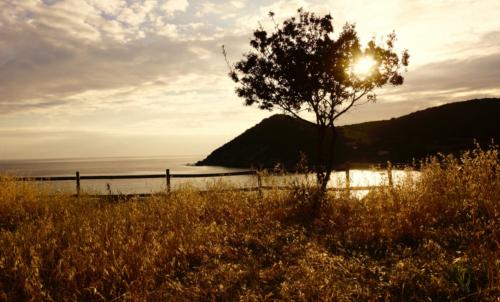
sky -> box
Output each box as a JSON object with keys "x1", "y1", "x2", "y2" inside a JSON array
[{"x1": 1, "y1": 0, "x2": 500, "y2": 159}]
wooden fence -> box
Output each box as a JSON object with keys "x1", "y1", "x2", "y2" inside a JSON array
[{"x1": 15, "y1": 163, "x2": 398, "y2": 196}]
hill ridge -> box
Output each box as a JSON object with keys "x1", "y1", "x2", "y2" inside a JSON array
[{"x1": 196, "y1": 98, "x2": 500, "y2": 168}]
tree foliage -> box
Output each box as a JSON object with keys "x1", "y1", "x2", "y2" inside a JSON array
[{"x1": 226, "y1": 9, "x2": 409, "y2": 190}]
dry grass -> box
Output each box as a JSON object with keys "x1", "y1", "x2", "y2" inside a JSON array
[{"x1": 0, "y1": 146, "x2": 499, "y2": 301}]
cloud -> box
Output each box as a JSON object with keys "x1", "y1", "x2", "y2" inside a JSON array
[
  {"x1": 0, "y1": 0, "x2": 257, "y2": 116},
  {"x1": 1, "y1": 0, "x2": 500, "y2": 159},
  {"x1": 0, "y1": 127, "x2": 230, "y2": 159},
  {"x1": 0, "y1": 36, "x2": 205, "y2": 112},
  {"x1": 404, "y1": 55, "x2": 500, "y2": 93},
  {"x1": 337, "y1": 39, "x2": 500, "y2": 125},
  {"x1": 1, "y1": 1, "x2": 499, "y2": 116},
  {"x1": 375, "y1": 30, "x2": 500, "y2": 103},
  {"x1": 162, "y1": 0, "x2": 189, "y2": 15},
  {"x1": 195, "y1": 0, "x2": 247, "y2": 17}
]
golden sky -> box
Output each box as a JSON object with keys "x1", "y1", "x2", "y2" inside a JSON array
[{"x1": 1, "y1": 0, "x2": 500, "y2": 159}]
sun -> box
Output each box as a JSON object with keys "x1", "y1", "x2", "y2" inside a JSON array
[{"x1": 352, "y1": 56, "x2": 376, "y2": 79}]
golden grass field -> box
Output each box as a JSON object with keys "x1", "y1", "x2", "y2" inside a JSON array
[{"x1": 0, "y1": 146, "x2": 499, "y2": 301}]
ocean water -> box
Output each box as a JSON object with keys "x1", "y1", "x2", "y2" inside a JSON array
[
  {"x1": 0, "y1": 156, "x2": 253, "y2": 194},
  {"x1": 0, "y1": 156, "x2": 417, "y2": 195},
  {"x1": 0, "y1": 155, "x2": 228, "y2": 177}
]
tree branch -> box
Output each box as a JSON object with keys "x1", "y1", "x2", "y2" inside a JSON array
[
  {"x1": 332, "y1": 88, "x2": 369, "y2": 122},
  {"x1": 279, "y1": 103, "x2": 308, "y2": 122}
]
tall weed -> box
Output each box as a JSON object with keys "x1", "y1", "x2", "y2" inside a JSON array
[{"x1": 0, "y1": 145, "x2": 498, "y2": 301}]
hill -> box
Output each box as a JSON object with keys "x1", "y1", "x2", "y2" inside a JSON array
[{"x1": 196, "y1": 98, "x2": 500, "y2": 168}]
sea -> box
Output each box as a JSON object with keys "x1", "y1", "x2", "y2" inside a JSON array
[{"x1": 0, "y1": 156, "x2": 415, "y2": 196}]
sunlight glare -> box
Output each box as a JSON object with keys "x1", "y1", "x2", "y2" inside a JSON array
[{"x1": 352, "y1": 56, "x2": 376, "y2": 79}]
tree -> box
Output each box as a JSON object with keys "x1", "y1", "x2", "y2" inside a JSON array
[{"x1": 225, "y1": 9, "x2": 409, "y2": 192}]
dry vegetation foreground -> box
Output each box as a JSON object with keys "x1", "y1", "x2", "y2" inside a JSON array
[{"x1": 0, "y1": 147, "x2": 499, "y2": 301}]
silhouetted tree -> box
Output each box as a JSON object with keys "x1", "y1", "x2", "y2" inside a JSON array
[{"x1": 225, "y1": 9, "x2": 409, "y2": 193}]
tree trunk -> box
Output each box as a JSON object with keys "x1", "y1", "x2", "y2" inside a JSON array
[
  {"x1": 315, "y1": 124, "x2": 337, "y2": 192},
  {"x1": 322, "y1": 125, "x2": 337, "y2": 191},
  {"x1": 312, "y1": 124, "x2": 337, "y2": 217},
  {"x1": 315, "y1": 125, "x2": 327, "y2": 189}
]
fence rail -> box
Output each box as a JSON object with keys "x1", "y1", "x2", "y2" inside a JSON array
[
  {"x1": 15, "y1": 170, "x2": 257, "y2": 181},
  {"x1": 15, "y1": 169, "x2": 260, "y2": 196},
  {"x1": 12, "y1": 164, "x2": 397, "y2": 196}
]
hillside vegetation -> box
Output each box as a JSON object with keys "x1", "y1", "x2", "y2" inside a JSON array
[
  {"x1": 0, "y1": 146, "x2": 499, "y2": 301},
  {"x1": 197, "y1": 98, "x2": 500, "y2": 168}
]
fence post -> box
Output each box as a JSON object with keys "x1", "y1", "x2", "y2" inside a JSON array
[
  {"x1": 257, "y1": 172, "x2": 262, "y2": 197},
  {"x1": 387, "y1": 162, "x2": 393, "y2": 187},
  {"x1": 345, "y1": 163, "x2": 350, "y2": 196},
  {"x1": 76, "y1": 171, "x2": 80, "y2": 196},
  {"x1": 166, "y1": 169, "x2": 171, "y2": 193}
]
